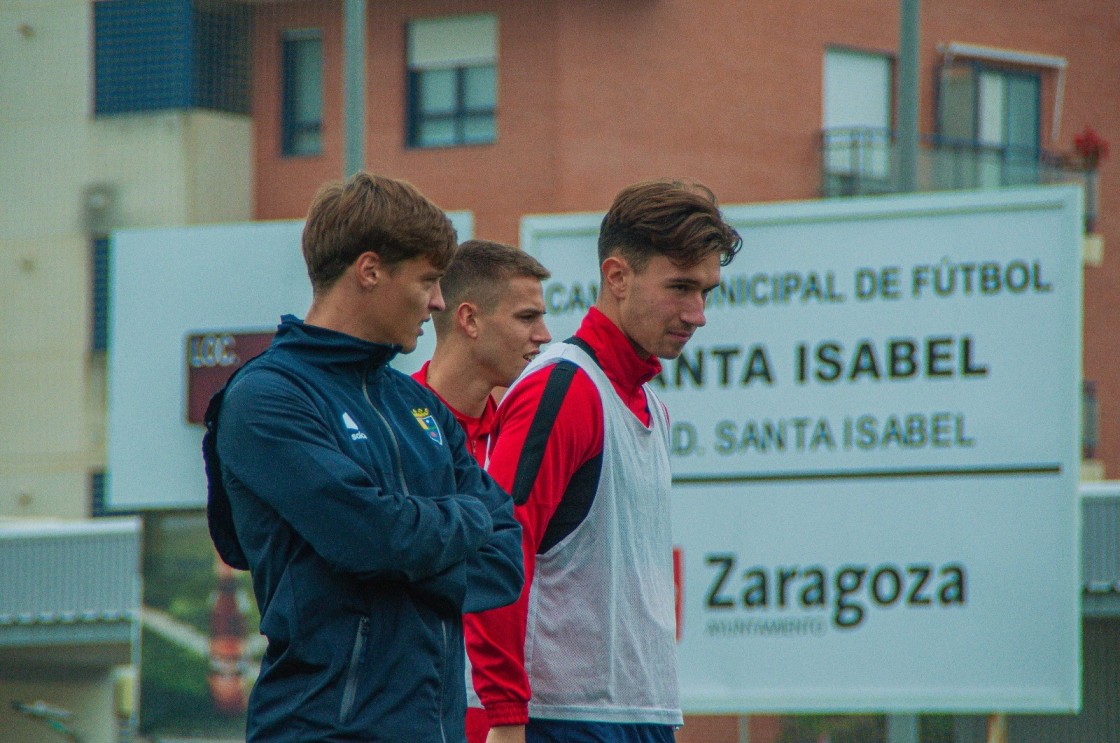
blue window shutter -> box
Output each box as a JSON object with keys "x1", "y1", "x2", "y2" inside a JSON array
[
  {"x1": 94, "y1": 0, "x2": 250, "y2": 116},
  {"x1": 91, "y1": 237, "x2": 111, "y2": 352},
  {"x1": 95, "y1": 0, "x2": 193, "y2": 114}
]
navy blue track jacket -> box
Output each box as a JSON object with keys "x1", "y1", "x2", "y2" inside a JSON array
[{"x1": 205, "y1": 315, "x2": 523, "y2": 742}]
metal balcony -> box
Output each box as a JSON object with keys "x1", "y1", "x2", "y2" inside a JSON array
[{"x1": 820, "y1": 127, "x2": 1098, "y2": 231}]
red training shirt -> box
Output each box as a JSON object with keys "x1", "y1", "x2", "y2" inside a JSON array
[
  {"x1": 412, "y1": 360, "x2": 496, "y2": 464},
  {"x1": 464, "y1": 306, "x2": 663, "y2": 727}
]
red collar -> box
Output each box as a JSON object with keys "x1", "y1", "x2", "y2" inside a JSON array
[
  {"x1": 412, "y1": 361, "x2": 496, "y2": 463},
  {"x1": 573, "y1": 307, "x2": 662, "y2": 396},
  {"x1": 412, "y1": 361, "x2": 496, "y2": 427}
]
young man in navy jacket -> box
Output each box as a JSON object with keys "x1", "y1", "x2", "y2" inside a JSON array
[{"x1": 204, "y1": 172, "x2": 523, "y2": 742}]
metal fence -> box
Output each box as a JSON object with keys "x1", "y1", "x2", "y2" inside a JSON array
[{"x1": 820, "y1": 127, "x2": 1097, "y2": 230}]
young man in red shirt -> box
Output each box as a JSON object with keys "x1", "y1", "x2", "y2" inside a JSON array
[
  {"x1": 412, "y1": 239, "x2": 552, "y2": 743},
  {"x1": 467, "y1": 180, "x2": 742, "y2": 743}
]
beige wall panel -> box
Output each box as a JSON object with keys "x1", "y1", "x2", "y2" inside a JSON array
[
  {"x1": 0, "y1": 471, "x2": 88, "y2": 518},
  {"x1": 0, "y1": 121, "x2": 92, "y2": 241},
  {"x1": 0, "y1": 674, "x2": 117, "y2": 743},
  {"x1": 91, "y1": 113, "x2": 194, "y2": 228},
  {"x1": 85, "y1": 357, "x2": 107, "y2": 462},
  {"x1": 0, "y1": 0, "x2": 91, "y2": 126},
  {"x1": 0, "y1": 355, "x2": 88, "y2": 459},
  {"x1": 186, "y1": 112, "x2": 253, "y2": 224},
  {"x1": 0, "y1": 236, "x2": 90, "y2": 356},
  {"x1": 0, "y1": 0, "x2": 92, "y2": 243}
]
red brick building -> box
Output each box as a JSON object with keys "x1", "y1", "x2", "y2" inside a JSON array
[
  {"x1": 3, "y1": 2, "x2": 1111, "y2": 740},
  {"x1": 251, "y1": 0, "x2": 1119, "y2": 486},
  {"x1": 246, "y1": 3, "x2": 1118, "y2": 741}
]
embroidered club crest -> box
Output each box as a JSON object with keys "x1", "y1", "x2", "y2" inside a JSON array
[{"x1": 412, "y1": 407, "x2": 443, "y2": 446}]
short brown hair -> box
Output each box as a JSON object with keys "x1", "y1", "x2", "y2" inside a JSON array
[
  {"x1": 597, "y1": 179, "x2": 742, "y2": 271},
  {"x1": 301, "y1": 171, "x2": 457, "y2": 291},
  {"x1": 433, "y1": 240, "x2": 551, "y2": 332}
]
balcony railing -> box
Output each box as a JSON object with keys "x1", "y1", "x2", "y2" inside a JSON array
[{"x1": 821, "y1": 127, "x2": 1098, "y2": 231}]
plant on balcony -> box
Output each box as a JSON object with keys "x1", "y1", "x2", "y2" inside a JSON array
[{"x1": 1074, "y1": 125, "x2": 1109, "y2": 170}]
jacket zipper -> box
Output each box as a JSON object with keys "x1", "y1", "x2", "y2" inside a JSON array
[
  {"x1": 362, "y1": 367, "x2": 412, "y2": 497},
  {"x1": 438, "y1": 620, "x2": 449, "y2": 743},
  {"x1": 363, "y1": 366, "x2": 447, "y2": 739},
  {"x1": 339, "y1": 616, "x2": 370, "y2": 723}
]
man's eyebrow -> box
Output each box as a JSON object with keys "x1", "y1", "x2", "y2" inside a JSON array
[{"x1": 668, "y1": 276, "x2": 707, "y2": 287}]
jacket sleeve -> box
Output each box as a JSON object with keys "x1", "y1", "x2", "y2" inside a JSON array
[
  {"x1": 218, "y1": 368, "x2": 493, "y2": 583},
  {"x1": 439, "y1": 403, "x2": 524, "y2": 614},
  {"x1": 464, "y1": 366, "x2": 603, "y2": 727},
  {"x1": 406, "y1": 399, "x2": 523, "y2": 614}
]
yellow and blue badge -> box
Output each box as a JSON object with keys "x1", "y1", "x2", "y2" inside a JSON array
[{"x1": 412, "y1": 407, "x2": 443, "y2": 446}]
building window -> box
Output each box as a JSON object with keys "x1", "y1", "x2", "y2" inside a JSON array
[
  {"x1": 937, "y1": 62, "x2": 1040, "y2": 187},
  {"x1": 94, "y1": 0, "x2": 250, "y2": 116},
  {"x1": 281, "y1": 30, "x2": 323, "y2": 157},
  {"x1": 406, "y1": 14, "x2": 497, "y2": 148},
  {"x1": 91, "y1": 237, "x2": 111, "y2": 352},
  {"x1": 821, "y1": 48, "x2": 893, "y2": 194}
]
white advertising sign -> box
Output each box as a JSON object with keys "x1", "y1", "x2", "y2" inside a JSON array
[
  {"x1": 521, "y1": 187, "x2": 1082, "y2": 713},
  {"x1": 107, "y1": 214, "x2": 472, "y2": 510}
]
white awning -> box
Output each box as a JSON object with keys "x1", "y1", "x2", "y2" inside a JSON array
[{"x1": 938, "y1": 42, "x2": 1068, "y2": 141}]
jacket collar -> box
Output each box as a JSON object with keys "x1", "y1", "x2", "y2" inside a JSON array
[{"x1": 272, "y1": 314, "x2": 400, "y2": 369}]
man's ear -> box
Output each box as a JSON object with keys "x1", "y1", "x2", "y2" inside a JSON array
[
  {"x1": 354, "y1": 251, "x2": 383, "y2": 290},
  {"x1": 601, "y1": 255, "x2": 631, "y2": 299},
  {"x1": 456, "y1": 301, "x2": 480, "y2": 339}
]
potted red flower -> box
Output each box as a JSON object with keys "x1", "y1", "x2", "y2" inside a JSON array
[{"x1": 1074, "y1": 125, "x2": 1109, "y2": 170}]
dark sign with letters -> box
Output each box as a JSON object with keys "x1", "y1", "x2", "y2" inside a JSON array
[{"x1": 185, "y1": 332, "x2": 273, "y2": 423}]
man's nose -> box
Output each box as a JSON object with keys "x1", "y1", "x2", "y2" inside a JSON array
[
  {"x1": 429, "y1": 282, "x2": 446, "y2": 312},
  {"x1": 682, "y1": 294, "x2": 706, "y2": 327},
  {"x1": 534, "y1": 319, "x2": 552, "y2": 344}
]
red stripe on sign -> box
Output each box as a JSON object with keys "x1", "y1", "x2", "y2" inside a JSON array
[{"x1": 673, "y1": 546, "x2": 683, "y2": 642}]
